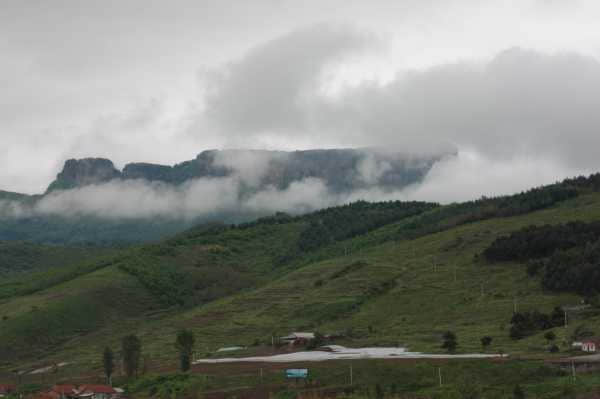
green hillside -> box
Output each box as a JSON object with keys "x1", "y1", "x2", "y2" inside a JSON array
[
  {"x1": 2, "y1": 174, "x2": 600, "y2": 397},
  {"x1": 0, "y1": 241, "x2": 114, "y2": 278}
]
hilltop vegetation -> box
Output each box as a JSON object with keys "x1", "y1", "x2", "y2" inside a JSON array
[
  {"x1": 0, "y1": 241, "x2": 113, "y2": 277},
  {"x1": 3, "y1": 173, "x2": 600, "y2": 383}
]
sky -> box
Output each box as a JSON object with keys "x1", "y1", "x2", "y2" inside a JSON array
[{"x1": 3, "y1": 0, "x2": 600, "y2": 204}]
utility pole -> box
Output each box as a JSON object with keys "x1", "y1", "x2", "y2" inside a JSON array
[{"x1": 438, "y1": 367, "x2": 442, "y2": 387}]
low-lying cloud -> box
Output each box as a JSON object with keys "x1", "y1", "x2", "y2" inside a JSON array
[
  {"x1": 0, "y1": 148, "x2": 447, "y2": 221},
  {"x1": 2, "y1": 147, "x2": 587, "y2": 222},
  {"x1": 0, "y1": 176, "x2": 353, "y2": 221}
]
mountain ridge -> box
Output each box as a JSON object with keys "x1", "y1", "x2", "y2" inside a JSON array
[
  {"x1": 44, "y1": 148, "x2": 451, "y2": 194},
  {"x1": 0, "y1": 148, "x2": 452, "y2": 244}
]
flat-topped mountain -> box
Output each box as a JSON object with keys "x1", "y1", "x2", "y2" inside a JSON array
[
  {"x1": 45, "y1": 148, "x2": 450, "y2": 194},
  {"x1": 0, "y1": 148, "x2": 452, "y2": 244}
]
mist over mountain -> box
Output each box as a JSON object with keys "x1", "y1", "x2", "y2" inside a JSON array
[{"x1": 0, "y1": 148, "x2": 452, "y2": 244}]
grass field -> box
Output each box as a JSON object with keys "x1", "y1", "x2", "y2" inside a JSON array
[{"x1": 2, "y1": 357, "x2": 597, "y2": 399}]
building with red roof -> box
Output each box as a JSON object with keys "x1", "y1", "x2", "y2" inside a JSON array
[
  {"x1": 0, "y1": 385, "x2": 16, "y2": 398},
  {"x1": 582, "y1": 339, "x2": 600, "y2": 353}
]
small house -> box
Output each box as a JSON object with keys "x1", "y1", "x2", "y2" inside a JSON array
[
  {"x1": 581, "y1": 339, "x2": 600, "y2": 352},
  {"x1": 0, "y1": 385, "x2": 16, "y2": 398},
  {"x1": 280, "y1": 332, "x2": 315, "y2": 346},
  {"x1": 75, "y1": 385, "x2": 116, "y2": 399}
]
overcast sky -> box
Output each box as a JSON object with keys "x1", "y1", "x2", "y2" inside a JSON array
[{"x1": 3, "y1": 0, "x2": 600, "y2": 199}]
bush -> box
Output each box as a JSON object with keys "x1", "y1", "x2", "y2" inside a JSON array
[
  {"x1": 481, "y1": 336, "x2": 493, "y2": 350},
  {"x1": 441, "y1": 331, "x2": 458, "y2": 353}
]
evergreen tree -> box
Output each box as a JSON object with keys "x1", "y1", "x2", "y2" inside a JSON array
[
  {"x1": 175, "y1": 329, "x2": 195, "y2": 372},
  {"x1": 122, "y1": 334, "x2": 142, "y2": 378},
  {"x1": 441, "y1": 331, "x2": 458, "y2": 353},
  {"x1": 102, "y1": 347, "x2": 114, "y2": 385},
  {"x1": 544, "y1": 331, "x2": 556, "y2": 344},
  {"x1": 480, "y1": 336, "x2": 493, "y2": 351}
]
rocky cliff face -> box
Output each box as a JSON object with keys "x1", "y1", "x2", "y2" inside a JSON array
[
  {"x1": 46, "y1": 149, "x2": 449, "y2": 194},
  {"x1": 45, "y1": 158, "x2": 121, "y2": 192}
]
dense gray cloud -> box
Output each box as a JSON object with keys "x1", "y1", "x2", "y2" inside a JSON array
[
  {"x1": 3, "y1": 0, "x2": 600, "y2": 204},
  {"x1": 205, "y1": 40, "x2": 600, "y2": 171},
  {"x1": 331, "y1": 48, "x2": 600, "y2": 169},
  {"x1": 203, "y1": 24, "x2": 378, "y2": 138}
]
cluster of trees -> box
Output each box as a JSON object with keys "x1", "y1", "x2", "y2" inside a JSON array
[
  {"x1": 483, "y1": 221, "x2": 600, "y2": 262},
  {"x1": 484, "y1": 222, "x2": 600, "y2": 295},
  {"x1": 541, "y1": 241, "x2": 600, "y2": 295},
  {"x1": 562, "y1": 172, "x2": 600, "y2": 191},
  {"x1": 509, "y1": 308, "x2": 563, "y2": 340},
  {"x1": 102, "y1": 329, "x2": 196, "y2": 383},
  {"x1": 297, "y1": 201, "x2": 437, "y2": 252}
]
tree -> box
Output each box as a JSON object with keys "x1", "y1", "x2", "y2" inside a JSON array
[
  {"x1": 102, "y1": 347, "x2": 114, "y2": 385},
  {"x1": 122, "y1": 335, "x2": 142, "y2": 378},
  {"x1": 544, "y1": 331, "x2": 556, "y2": 344},
  {"x1": 175, "y1": 329, "x2": 195, "y2": 372},
  {"x1": 480, "y1": 336, "x2": 493, "y2": 351},
  {"x1": 441, "y1": 331, "x2": 458, "y2": 353}
]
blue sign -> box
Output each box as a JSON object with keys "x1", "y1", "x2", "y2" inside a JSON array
[{"x1": 285, "y1": 369, "x2": 308, "y2": 379}]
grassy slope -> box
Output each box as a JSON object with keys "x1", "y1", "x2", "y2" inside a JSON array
[
  {"x1": 142, "y1": 193, "x2": 600, "y2": 357},
  {"x1": 3, "y1": 193, "x2": 600, "y2": 374}
]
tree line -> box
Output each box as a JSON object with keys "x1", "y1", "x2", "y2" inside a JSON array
[
  {"x1": 297, "y1": 201, "x2": 437, "y2": 253},
  {"x1": 483, "y1": 221, "x2": 600, "y2": 262},
  {"x1": 484, "y1": 221, "x2": 600, "y2": 295}
]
